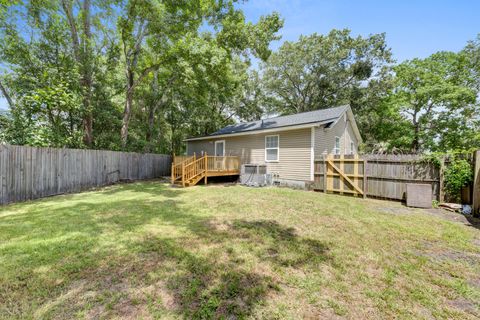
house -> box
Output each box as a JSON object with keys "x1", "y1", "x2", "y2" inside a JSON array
[{"x1": 184, "y1": 105, "x2": 362, "y2": 187}]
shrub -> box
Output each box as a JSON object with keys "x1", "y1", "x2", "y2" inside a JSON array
[{"x1": 444, "y1": 157, "x2": 473, "y2": 202}]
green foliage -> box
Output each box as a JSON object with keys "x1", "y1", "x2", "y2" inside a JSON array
[
  {"x1": 261, "y1": 29, "x2": 393, "y2": 114},
  {"x1": 0, "y1": 0, "x2": 282, "y2": 153},
  {"x1": 389, "y1": 52, "x2": 479, "y2": 153},
  {"x1": 259, "y1": 29, "x2": 399, "y2": 150},
  {"x1": 444, "y1": 156, "x2": 473, "y2": 202},
  {"x1": 0, "y1": 1, "x2": 479, "y2": 155}
]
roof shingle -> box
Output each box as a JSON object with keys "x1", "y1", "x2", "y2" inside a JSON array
[{"x1": 209, "y1": 105, "x2": 348, "y2": 136}]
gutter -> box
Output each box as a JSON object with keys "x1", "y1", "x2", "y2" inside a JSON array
[{"x1": 184, "y1": 120, "x2": 334, "y2": 142}]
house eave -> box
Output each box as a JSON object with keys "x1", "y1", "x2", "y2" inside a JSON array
[{"x1": 184, "y1": 121, "x2": 329, "y2": 142}]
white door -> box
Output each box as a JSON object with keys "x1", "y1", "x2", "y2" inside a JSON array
[
  {"x1": 214, "y1": 140, "x2": 225, "y2": 170},
  {"x1": 214, "y1": 140, "x2": 225, "y2": 156}
]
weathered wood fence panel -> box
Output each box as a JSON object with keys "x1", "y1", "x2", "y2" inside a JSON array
[
  {"x1": 0, "y1": 144, "x2": 171, "y2": 205},
  {"x1": 363, "y1": 154, "x2": 440, "y2": 201},
  {"x1": 314, "y1": 154, "x2": 441, "y2": 201}
]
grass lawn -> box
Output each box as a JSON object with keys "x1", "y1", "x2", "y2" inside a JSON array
[{"x1": 1, "y1": 182, "x2": 479, "y2": 319}]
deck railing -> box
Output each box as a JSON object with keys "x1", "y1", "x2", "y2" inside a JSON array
[
  {"x1": 171, "y1": 154, "x2": 240, "y2": 186},
  {"x1": 206, "y1": 156, "x2": 240, "y2": 172},
  {"x1": 173, "y1": 155, "x2": 193, "y2": 165},
  {"x1": 171, "y1": 155, "x2": 195, "y2": 182},
  {"x1": 183, "y1": 157, "x2": 206, "y2": 186}
]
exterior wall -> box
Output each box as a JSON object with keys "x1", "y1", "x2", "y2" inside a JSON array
[
  {"x1": 186, "y1": 128, "x2": 312, "y2": 181},
  {"x1": 314, "y1": 113, "x2": 359, "y2": 157}
]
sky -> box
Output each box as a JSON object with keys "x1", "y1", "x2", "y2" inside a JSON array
[
  {"x1": 1, "y1": 0, "x2": 479, "y2": 110},
  {"x1": 239, "y1": 0, "x2": 480, "y2": 61}
]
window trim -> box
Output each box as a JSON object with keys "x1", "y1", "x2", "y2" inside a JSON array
[
  {"x1": 350, "y1": 141, "x2": 355, "y2": 155},
  {"x1": 334, "y1": 136, "x2": 341, "y2": 155},
  {"x1": 214, "y1": 140, "x2": 225, "y2": 156},
  {"x1": 265, "y1": 134, "x2": 279, "y2": 162}
]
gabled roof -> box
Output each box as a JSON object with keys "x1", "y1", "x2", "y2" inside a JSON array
[{"x1": 185, "y1": 105, "x2": 362, "y2": 142}]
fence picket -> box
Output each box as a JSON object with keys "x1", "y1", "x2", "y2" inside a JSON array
[{"x1": 0, "y1": 144, "x2": 171, "y2": 205}]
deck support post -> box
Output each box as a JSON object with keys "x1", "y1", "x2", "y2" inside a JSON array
[
  {"x1": 181, "y1": 161, "x2": 185, "y2": 188},
  {"x1": 204, "y1": 152, "x2": 208, "y2": 185}
]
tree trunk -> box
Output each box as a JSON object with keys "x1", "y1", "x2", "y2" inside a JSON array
[
  {"x1": 145, "y1": 106, "x2": 155, "y2": 152},
  {"x1": 81, "y1": 0, "x2": 93, "y2": 146},
  {"x1": 62, "y1": 0, "x2": 93, "y2": 146},
  {"x1": 411, "y1": 111, "x2": 420, "y2": 153},
  {"x1": 121, "y1": 70, "x2": 135, "y2": 148}
]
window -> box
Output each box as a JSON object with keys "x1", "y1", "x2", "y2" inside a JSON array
[
  {"x1": 265, "y1": 135, "x2": 279, "y2": 162},
  {"x1": 214, "y1": 140, "x2": 225, "y2": 156},
  {"x1": 334, "y1": 136, "x2": 340, "y2": 154},
  {"x1": 350, "y1": 141, "x2": 355, "y2": 154}
]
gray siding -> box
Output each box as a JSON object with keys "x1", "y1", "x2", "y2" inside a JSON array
[
  {"x1": 187, "y1": 128, "x2": 312, "y2": 181},
  {"x1": 314, "y1": 113, "x2": 358, "y2": 157}
]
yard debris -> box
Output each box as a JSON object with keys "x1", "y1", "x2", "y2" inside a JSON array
[
  {"x1": 462, "y1": 204, "x2": 472, "y2": 215},
  {"x1": 439, "y1": 203, "x2": 462, "y2": 212}
]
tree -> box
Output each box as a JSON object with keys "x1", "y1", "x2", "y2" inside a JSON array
[
  {"x1": 260, "y1": 29, "x2": 393, "y2": 114},
  {"x1": 390, "y1": 52, "x2": 477, "y2": 153},
  {"x1": 0, "y1": 1, "x2": 282, "y2": 153},
  {"x1": 258, "y1": 29, "x2": 396, "y2": 150},
  {"x1": 117, "y1": 0, "x2": 282, "y2": 148}
]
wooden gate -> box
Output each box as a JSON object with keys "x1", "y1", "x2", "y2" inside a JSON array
[{"x1": 314, "y1": 154, "x2": 366, "y2": 198}]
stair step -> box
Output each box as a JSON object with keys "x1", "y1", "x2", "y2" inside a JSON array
[{"x1": 172, "y1": 173, "x2": 205, "y2": 187}]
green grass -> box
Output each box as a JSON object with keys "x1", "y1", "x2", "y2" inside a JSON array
[{"x1": 0, "y1": 182, "x2": 479, "y2": 319}]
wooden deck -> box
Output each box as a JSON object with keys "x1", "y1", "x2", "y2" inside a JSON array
[{"x1": 171, "y1": 154, "x2": 240, "y2": 187}]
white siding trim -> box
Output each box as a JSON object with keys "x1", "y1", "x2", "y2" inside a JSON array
[
  {"x1": 265, "y1": 135, "x2": 279, "y2": 162},
  {"x1": 310, "y1": 127, "x2": 314, "y2": 181},
  {"x1": 334, "y1": 136, "x2": 341, "y2": 154}
]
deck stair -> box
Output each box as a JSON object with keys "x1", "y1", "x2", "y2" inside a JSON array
[{"x1": 171, "y1": 153, "x2": 240, "y2": 187}]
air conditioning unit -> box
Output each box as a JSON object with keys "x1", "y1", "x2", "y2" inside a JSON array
[{"x1": 240, "y1": 164, "x2": 272, "y2": 187}]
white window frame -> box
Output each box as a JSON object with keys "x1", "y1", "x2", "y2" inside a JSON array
[
  {"x1": 334, "y1": 136, "x2": 341, "y2": 155},
  {"x1": 214, "y1": 140, "x2": 225, "y2": 156},
  {"x1": 265, "y1": 135, "x2": 279, "y2": 162},
  {"x1": 350, "y1": 141, "x2": 355, "y2": 155}
]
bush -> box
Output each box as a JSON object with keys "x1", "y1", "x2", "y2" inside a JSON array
[{"x1": 444, "y1": 157, "x2": 473, "y2": 202}]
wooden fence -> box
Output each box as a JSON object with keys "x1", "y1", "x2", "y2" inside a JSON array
[
  {"x1": 314, "y1": 154, "x2": 441, "y2": 201},
  {"x1": 0, "y1": 144, "x2": 171, "y2": 205},
  {"x1": 474, "y1": 150, "x2": 480, "y2": 214}
]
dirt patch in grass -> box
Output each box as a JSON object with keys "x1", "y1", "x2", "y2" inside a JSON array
[
  {"x1": 418, "y1": 241, "x2": 480, "y2": 267},
  {"x1": 448, "y1": 298, "x2": 479, "y2": 316}
]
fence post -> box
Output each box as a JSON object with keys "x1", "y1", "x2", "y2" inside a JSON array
[
  {"x1": 323, "y1": 155, "x2": 327, "y2": 193},
  {"x1": 363, "y1": 158, "x2": 367, "y2": 199},
  {"x1": 473, "y1": 150, "x2": 480, "y2": 216},
  {"x1": 439, "y1": 156, "x2": 445, "y2": 203}
]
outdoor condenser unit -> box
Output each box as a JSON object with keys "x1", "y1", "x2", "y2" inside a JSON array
[{"x1": 240, "y1": 164, "x2": 272, "y2": 187}]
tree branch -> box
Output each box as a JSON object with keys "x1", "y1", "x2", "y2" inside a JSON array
[
  {"x1": 61, "y1": 0, "x2": 81, "y2": 62},
  {"x1": 0, "y1": 78, "x2": 14, "y2": 108}
]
